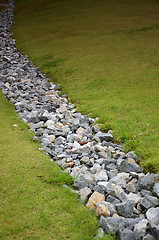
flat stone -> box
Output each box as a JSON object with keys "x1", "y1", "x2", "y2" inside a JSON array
[
  {"x1": 140, "y1": 196, "x2": 159, "y2": 209},
  {"x1": 86, "y1": 192, "x2": 105, "y2": 209},
  {"x1": 95, "y1": 132, "x2": 113, "y2": 142}
]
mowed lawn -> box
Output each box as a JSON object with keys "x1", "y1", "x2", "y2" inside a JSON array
[
  {"x1": 12, "y1": 0, "x2": 159, "y2": 172},
  {"x1": 1, "y1": 90, "x2": 115, "y2": 239}
]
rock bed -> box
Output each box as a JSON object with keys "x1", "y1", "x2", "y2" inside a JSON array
[{"x1": 0, "y1": 1, "x2": 159, "y2": 239}]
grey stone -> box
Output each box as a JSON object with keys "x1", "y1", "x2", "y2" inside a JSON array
[
  {"x1": 73, "y1": 180, "x2": 88, "y2": 190},
  {"x1": 99, "y1": 201, "x2": 116, "y2": 215},
  {"x1": 140, "y1": 189, "x2": 153, "y2": 197},
  {"x1": 79, "y1": 187, "x2": 92, "y2": 204},
  {"x1": 95, "y1": 170, "x2": 108, "y2": 182},
  {"x1": 115, "y1": 200, "x2": 134, "y2": 217},
  {"x1": 99, "y1": 216, "x2": 125, "y2": 234},
  {"x1": 139, "y1": 173, "x2": 155, "y2": 190},
  {"x1": 95, "y1": 132, "x2": 113, "y2": 142},
  {"x1": 117, "y1": 228, "x2": 138, "y2": 240},
  {"x1": 109, "y1": 176, "x2": 126, "y2": 189},
  {"x1": 134, "y1": 219, "x2": 148, "y2": 238},
  {"x1": 111, "y1": 185, "x2": 128, "y2": 202},
  {"x1": 147, "y1": 222, "x2": 159, "y2": 240},
  {"x1": 146, "y1": 207, "x2": 159, "y2": 225},
  {"x1": 140, "y1": 196, "x2": 159, "y2": 209},
  {"x1": 153, "y1": 182, "x2": 159, "y2": 197},
  {"x1": 106, "y1": 195, "x2": 121, "y2": 204},
  {"x1": 126, "y1": 151, "x2": 139, "y2": 161}
]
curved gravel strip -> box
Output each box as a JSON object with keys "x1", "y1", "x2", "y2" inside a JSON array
[{"x1": 0, "y1": 1, "x2": 159, "y2": 239}]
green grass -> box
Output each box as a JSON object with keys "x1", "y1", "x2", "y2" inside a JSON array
[
  {"x1": 12, "y1": 0, "x2": 159, "y2": 172},
  {"x1": 0, "y1": 90, "x2": 116, "y2": 240}
]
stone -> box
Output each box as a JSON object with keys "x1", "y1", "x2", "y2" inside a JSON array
[
  {"x1": 95, "y1": 170, "x2": 108, "y2": 182},
  {"x1": 115, "y1": 200, "x2": 134, "y2": 217},
  {"x1": 79, "y1": 187, "x2": 92, "y2": 204},
  {"x1": 117, "y1": 228, "x2": 138, "y2": 240},
  {"x1": 94, "y1": 228, "x2": 104, "y2": 240},
  {"x1": 119, "y1": 160, "x2": 142, "y2": 173},
  {"x1": 76, "y1": 127, "x2": 86, "y2": 136},
  {"x1": 127, "y1": 192, "x2": 142, "y2": 205},
  {"x1": 45, "y1": 120, "x2": 54, "y2": 129},
  {"x1": 126, "y1": 151, "x2": 139, "y2": 161},
  {"x1": 80, "y1": 156, "x2": 89, "y2": 164},
  {"x1": 86, "y1": 192, "x2": 105, "y2": 209},
  {"x1": 153, "y1": 182, "x2": 159, "y2": 197},
  {"x1": 96, "y1": 204, "x2": 110, "y2": 217},
  {"x1": 95, "y1": 132, "x2": 113, "y2": 142},
  {"x1": 139, "y1": 173, "x2": 155, "y2": 190},
  {"x1": 147, "y1": 222, "x2": 159, "y2": 240},
  {"x1": 49, "y1": 134, "x2": 55, "y2": 143},
  {"x1": 59, "y1": 104, "x2": 67, "y2": 113},
  {"x1": 146, "y1": 207, "x2": 159, "y2": 225},
  {"x1": 55, "y1": 122, "x2": 63, "y2": 129},
  {"x1": 109, "y1": 176, "x2": 126, "y2": 189},
  {"x1": 73, "y1": 180, "x2": 88, "y2": 190},
  {"x1": 99, "y1": 216, "x2": 125, "y2": 234},
  {"x1": 126, "y1": 179, "x2": 140, "y2": 193},
  {"x1": 111, "y1": 185, "x2": 128, "y2": 202},
  {"x1": 140, "y1": 196, "x2": 159, "y2": 209},
  {"x1": 99, "y1": 201, "x2": 116, "y2": 215},
  {"x1": 134, "y1": 219, "x2": 148, "y2": 238}
]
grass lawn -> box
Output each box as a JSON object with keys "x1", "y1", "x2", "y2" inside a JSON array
[
  {"x1": 12, "y1": 0, "x2": 159, "y2": 173},
  {"x1": 0, "y1": 90, "x2": 115, "y2": 240}
]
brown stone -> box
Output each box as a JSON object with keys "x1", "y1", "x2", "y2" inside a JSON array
[
  {"x1": 96, "y1": 204, "x2": 110, "y2": 217},
  {"x1": 86, "y1": 192, "x2": 105, "y2": 209}
]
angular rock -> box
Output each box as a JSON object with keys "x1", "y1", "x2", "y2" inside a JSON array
[
  {"x1": 134, "y1": 219, "x2": 148, "y2": 238},
  {"x1": 115, "y1": 200, "x2": 134, "y2": 217},
  {"x1": 139, "y1": 173, "x2": 155, "y2": 190},
  {"x1": 96, "y1": 204, "x2": 110, "y2": 217},
  {"x1": 79, "y1": 187, "x2": 92, "y2": 204},
  {"x1": 99, "y1": 216, "x2": 125, "y2": 234},
  {"x1": 86, "y1": 192, "x2": 105, "y2": 209}
]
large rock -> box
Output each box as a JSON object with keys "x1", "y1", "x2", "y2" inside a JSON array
[
  {"x1": 134, "y1": 219, "x2": 148, "y2": 238},
  {"x1": 86, "y1": 192, "x2": 105, "y2": 209},
  {"x1": 140, "y1": 196, "x2": 159, "y2": 209},
  {"x1": 147, "y1": 222, "x2": 159, "y2": 240},
  {"x1": 115, "y1": 200, "x2": 134, "y2": 217},
  {"x1": 146, "y1": 207, "x2": 159, "y2": 225},
  {"x1": 117, "y1": 228, "x2": 138, "y2": 240},
  {"x1": 99, "y1": 216, "x2": 125, "y2": 234},
  {"x1": 95, "y1": 170, "x2": 108, "y2": 182},
  {"x1": 139, "y1": 173, "x2": 155, "y2": 190}
]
